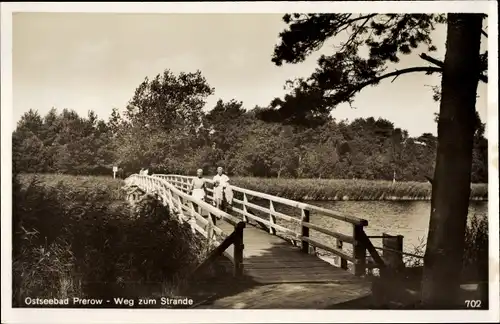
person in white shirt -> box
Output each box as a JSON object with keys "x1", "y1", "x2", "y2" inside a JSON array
[
  {"x1": 213, "y1": 166, "x2": 232, "y2": 210},
  {"x1": 190, "y1": 168, "x2": 215, "y2": 224},
  {"x1": 190, "y1": 169, "x2": 207, "y2": 201}
]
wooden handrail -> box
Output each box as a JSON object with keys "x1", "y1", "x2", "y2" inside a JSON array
[
  {"x1": 125, "y1": 174, "x2": 247, "y2": 277},
  {"x1": 128, "y1": 174, "x2": 240, "y2": 226},
  {"x1": 373, "y1": 246, "x2": 424, "y2": 259},
  {"x1": 128, "y1": 174, "x2": 416, "y2": 278},
  {"x1": 155, "y1": 175, "x2": 358, "y2": 246},
  {"x1": 153, "y1": 174, "x2": 373, "y2": 275},
  {"x1": 154, "y1": 174, "x2": 368, "y2": 226},
  {"x1": 358, "y1": 230, "x2": 386, "y2": 270},
  {"x1": 301, "y1": 221, "x2": 356, "y2": 245},
  {"x1": 150, "y1": 174, "x2": 415, "y2": 277},
  {"x1": 368, "y1": 234, "x2": 424, "y2": 259}
]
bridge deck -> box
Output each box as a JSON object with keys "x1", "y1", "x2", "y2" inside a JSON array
[
  {"x1": 217, "y1": 220, "x2": 367, "y2": 285},
  {"x1": 127, "y1": 174, "x2": 373, "y2": 308},
  {"x1": 210, "y1": 219, "x2": 372, "y2": 308}
]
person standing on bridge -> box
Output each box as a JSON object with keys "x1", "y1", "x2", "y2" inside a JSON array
[
  {"x1": 213, "y1": 166, "x2": 232, "y2": 212},
  {"x1": 190, "y1": 168, "x2": 208, "y2": 202},
  {"x1": 190, "y1": 169, "x2": 215, "y2": 224}
]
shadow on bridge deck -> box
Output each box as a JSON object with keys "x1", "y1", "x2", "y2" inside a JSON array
[{"x1": 184, "y1": 219, "x2": 372, "y2": 309}]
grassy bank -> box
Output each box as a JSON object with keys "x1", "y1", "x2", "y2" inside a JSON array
[
  {"x1": 370, "y1": 214, "x2": 489, "y2": 308},
  {"x1": 229, "y1": 177, "x2": 488, "y2": 201},
  {"x1": 402, "y1": 214, "x2": 488, "y2": 280},
  {"x1": 12, "y1": 173, "x2": 207, "y2": 307}
]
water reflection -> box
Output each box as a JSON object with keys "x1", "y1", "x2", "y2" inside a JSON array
[{"x1": 309, "y1": 200, "x2": 488, "y2": 252}]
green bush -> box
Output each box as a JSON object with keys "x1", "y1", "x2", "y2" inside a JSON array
[{"x1": 12, "y1": 174, "x2": 205, "y2": 306}]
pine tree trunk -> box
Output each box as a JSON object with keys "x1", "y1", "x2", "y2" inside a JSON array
[{"x1": 421, "y1": 13, "x2": 483, "y2": 307}]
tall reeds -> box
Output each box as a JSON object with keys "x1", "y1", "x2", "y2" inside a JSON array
[
  {"x1": 12, "y1": 174, "x2": 206, "y2": 306},
  {"x1": 404, "y1": 215, "x2": 489, "y2": 283},
  {"x1": 229, "y1": 177, "x2": 488, "y2": 201}
]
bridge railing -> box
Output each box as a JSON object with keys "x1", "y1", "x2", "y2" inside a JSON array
[
  {"x1": 366, "y1": 234, "x2": 424, "y2": 270},
  {"x1": 124, "y1": 174, "x2": 245, "y2": 276},
  {"x1": 153, "y1": 174, "x2": 385, "y2": 276}
]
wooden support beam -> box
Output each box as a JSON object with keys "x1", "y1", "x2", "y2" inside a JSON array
[
  {"x1": 189, "y1": 221, "x2": 246, "y2": 278},
  {"x1": 352, "y1": 225, "x2": 367, "y2": 276},
  {"x1": 301, "y1": 209, "x2": 310, "y2": 254}
]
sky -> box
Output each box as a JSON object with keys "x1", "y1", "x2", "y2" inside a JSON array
[{"x1": 13, "y1": 12, "x2": 489, "y2": 137}]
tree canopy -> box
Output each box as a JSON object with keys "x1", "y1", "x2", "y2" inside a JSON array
[
  {"x1": 267, "y1": 12, "x2": 490, "y2": 307},
  {"x1": 262, "y1": 14, "x2": 488, "y2": 126},
  {"x1": 12, "y1": 67, "x2": 488, "y2": 183},
  {"x1": 11, "y1": 15, "x2": 489, "y2": 184}
]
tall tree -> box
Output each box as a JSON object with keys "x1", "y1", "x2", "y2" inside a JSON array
[
  {"x1": 114, "y1": 69, "x2": 215, "y2": 173},
  {"x1": 204, "y1": 99, "x2": 247, "y2": 153},
  {"x1": 266, "y1": 14, "x2": 487, "y2": 126},
  {"x1": 269, "y1": 13, "x2": 488, "y2": 306},
  {"x1": 421, "y1": 13, "x2": 484, "y2": 307},
  {"x1": 126, "y1": 69, "x2": 214, "y2": 133}
]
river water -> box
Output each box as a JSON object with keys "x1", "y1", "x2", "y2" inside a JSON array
[{"x1": 306, "y1": 200, "x2": 488, "y2": 253}]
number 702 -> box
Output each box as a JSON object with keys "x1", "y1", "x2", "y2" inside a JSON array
[{"x1": 465, "y1": 300, "x2": 482, "y2": 308}]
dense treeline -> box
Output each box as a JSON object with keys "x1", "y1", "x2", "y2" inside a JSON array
[{"x1": 12, "y1": 69, "x2": 488, "y2": 183}]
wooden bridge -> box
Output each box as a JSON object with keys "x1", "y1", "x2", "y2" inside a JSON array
[{"x1": 124, "y1": 174, "x2": 415, "y2": 308}]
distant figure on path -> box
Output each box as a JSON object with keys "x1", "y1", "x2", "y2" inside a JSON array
[
  {"x1": 144, "y1": 168, "x2": 149, "y2": 176},
  {"x1": 213, "y1": 166, "x2": 232, "y2": 212},
  {"x1": 139, "y1": 168, "x2": 145, "y2": 175}
]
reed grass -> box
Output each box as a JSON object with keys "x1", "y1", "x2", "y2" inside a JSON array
[
  {"x1": 403, "y1": 214, "x2": 488, "y2": 282},
  {"x1": 12, "y1": 173, "x2": 206, "y2": 306},
  {"x1": 229, "y1": 177, "x2": 488, "y2": 201}
]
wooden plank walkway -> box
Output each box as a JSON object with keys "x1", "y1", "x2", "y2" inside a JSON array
[
  {"x1": 216, "y1": 220, "x2": 367, "y2": 284},
  {"x1": 128, "y1": 174, "x2": 374, "y2": 308},
  {"x1": 212, "y1": 219, "x2": 372, "y2": 307}
]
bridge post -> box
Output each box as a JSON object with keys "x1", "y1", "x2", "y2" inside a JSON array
[
  {"x1": 382, "y1": 233, "x2": 404, "y2": 271},
  {"x1": 206, "y1": 221, "x2": 214, "y2": 255},
  {"x1": 242, "y1": 193, "x2": 248, "y2": 223},
  {"x1": 177, "y1": 196, "x2": 185, "y2": 224},
  {"x1": 300, "y1": 209, "x2": 310, "y2": 254},
  {"x1": 233, "y1": 222, "x2": 245, "y2": 277},
  {"x1": 188, "y1": 202, "x2": 196, "y2": 234},
  {"x1": 167, "y1": 188, "x2": 174, "y2": 209},
  {"x1": 336, "y1": 239, "x2": 348, "y2": 269},
  {"x1": 353, "y1": 224, "x2": 367, "y2": 276},
  {"x1": 269, "y1": 201, "x2": 277, "y2": 235},
  {"x1": 209, "y1": 211, "x2": 218, "y2": 227}
]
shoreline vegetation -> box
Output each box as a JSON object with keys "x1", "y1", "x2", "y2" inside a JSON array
[
  {"x1": 13, "y1": 173, "x2": 488, "y2": 308},
  {"x1": 12, "y1": 173, "x2": 212, "y2": 306},
  {"x1": 229, "y1": 177, "x2": 488, "y2": 201},
  {"x1": 18, "y1": 173, "x2": 488, "y2": 201}
]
